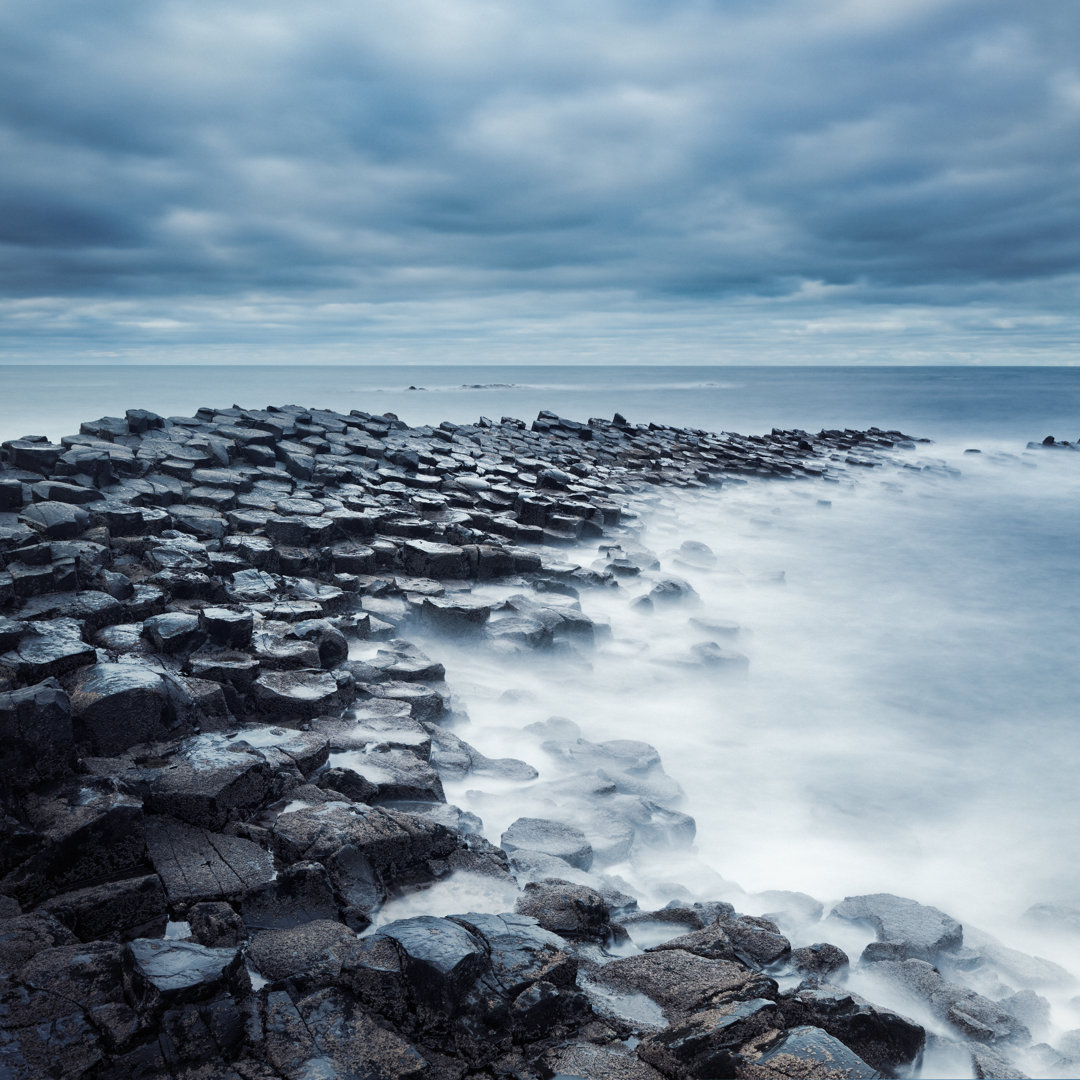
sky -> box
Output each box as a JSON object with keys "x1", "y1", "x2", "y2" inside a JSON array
[{"x1": 1, "y1": 0, "x2": 1078, "y2": 365}]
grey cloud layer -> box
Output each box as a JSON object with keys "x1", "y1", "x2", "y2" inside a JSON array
[{"x1": 1, "y1": 0, "x2": 1078, "y2": 361}]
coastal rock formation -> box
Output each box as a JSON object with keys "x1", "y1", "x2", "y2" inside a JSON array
[{"x1": 0, "y1": 404, "x2": 1056, "y2": 1078}]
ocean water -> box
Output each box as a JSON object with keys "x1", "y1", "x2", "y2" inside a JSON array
[
  {"x1": 4, "y1": 363, "x2": 1080, "y2": 1071},
  {"x1": 1, "y1": 363, "x2": 1078, "y2": 446}
]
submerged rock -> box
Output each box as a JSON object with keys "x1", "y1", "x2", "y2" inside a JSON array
[{"x1": 832, "y1": 892, "x2": 963, "y2": 963}]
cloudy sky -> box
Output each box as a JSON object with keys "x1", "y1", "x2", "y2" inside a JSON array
[{"x1": 1, "y1": 0, "x2": 1078, "y2": 365}]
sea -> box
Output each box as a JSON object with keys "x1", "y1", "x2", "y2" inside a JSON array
[{"x1": 3, "y1": 363, "x2": 1080, "y2": 1072}]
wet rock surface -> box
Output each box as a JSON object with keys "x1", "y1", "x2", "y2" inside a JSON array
[{"x1": 0, "y1": 403, "x2": 1048, "y2": 1078}]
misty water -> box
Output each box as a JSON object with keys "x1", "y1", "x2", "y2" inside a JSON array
[
  {"x1": 372, "y1": 437, "x2": 1080, "y2": 1077},
  {"x1": 4, "y1": 363, "x2": 1080, "y2": 1075}
]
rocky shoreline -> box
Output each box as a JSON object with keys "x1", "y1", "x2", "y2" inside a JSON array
[{"x1": 0, "y1": 404, "x2": 1068, "y2": 1079}]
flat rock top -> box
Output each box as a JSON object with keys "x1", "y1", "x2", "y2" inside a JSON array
[
  {"x1": 831, "y1": 892, "x2": 963, "y2": 961},
  {"x1": 127, "y1": 937, "x2": 240, "y2": 991}
]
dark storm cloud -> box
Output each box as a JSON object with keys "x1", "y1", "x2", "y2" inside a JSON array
[{"x1": 0, "y1": 0, "x2": 1078, "y2": 361}]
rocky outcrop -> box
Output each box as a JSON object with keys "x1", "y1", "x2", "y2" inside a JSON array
[{"x1": 3, "y1": 403, "x2": 1053, "y2": 1079}]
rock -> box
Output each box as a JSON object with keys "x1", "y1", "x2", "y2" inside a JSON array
[
  {"x1": 4, "y1": 438, "x2": 63, "y2": 473},
  {"x1": 832, "y1": 892, "x2": 963, "y2": 962},
  {"x1": 637, "y1": 994, "x2": 780, "y2": 1076},
  {"x1": 263, "y1": 986, "x2": 428, "y2": 1080},
  {"x1": 240, "y1": 861, "x2": 340, "y2": 930},
  {"x1": 360, "y1": 680, "x2": 446, "y2": 721},
  {"x1": 188, "y1": 901, "x2": 246, "y2": 947},
  {"x1": 69, "y1": 661, "x2": 171, "y2": 754},
  {"x1": 252, "y1": 668, "x2": 347, "y2": 722},
  {"x1": 0, "y1": 911, "x2": 79, "y2": 969},
  {"x1": 419, "y1": 595, "x2": 492, "y2": 633},
  {"x1": 248, "y1": 918, "x2": 359, "y2": 988},
  {"x1": 997, "y1": 989, "x2": 1050, "y2": 1033},
  {"x1": 649, "y1": 575, "x2": 698, "y2": 604},
  {"x1": 1022, "y1": 901, "x2": 1080, "y2": 935},
  {"x1": 253, "y1": 634, "x2": 321, "y2": 670},
  {"x1": 2, "y1": 778, "x2": 146, "y2": 907},
  {"x1": 126, "y1": 937, "x2": 247, "y2": 1011},
  {"x1": 792, "y1": 942, "x2": 851, "y2": 978},
  {"x1": 125, "y1": 408, "x2": 164, "y2": 433},
  {"x1": 868, "y1": 958, "x2": 1029, "y2": 1044},
  {"x1": 402, "y1": 539, "x2": 470, "y2": 579},
  {"x1": 739, "y1": 1025, "x2": 880, "y2": 1079},
  {"x1": 968, "y1": 1042, "x2": 1030, "y2": 1079},
  {"x1": 287, "y1": 617, "x2": 349, "y2": 668},
  {"x1": 594, "y1": 948, "x2": 773, "y2": 1022},
  {"x1": 2, "y1": 939, "x2": 129, "y2": 1077},
  {"x1": 145, "y1": 816, "x2": 276, "y2": 906},
  {"x1": 501, "y1": 817, "x2": 593, "y2": 870},
  {"x1": 200, "y1": 606, "x2": 254, "y2": 648},
  {"x1": 40, "y1": 874, "x2": 168, "y2": 942},
  {"x1": 162, "y1": 672, "x2": 234, "y2": 732},
  {"x1": 328, "y1": 748, "x2": 445, "y2": 803},
  {"x1": 515, "y1": 879, "x2": 613, "y2": 941},
  {"x1": 539, "y1": 1041, "x2": 666, "y2": 1079},
  {"x1": 676, "y1": 539, "x2": 717, "y2": 568},
  {"x1": 0, "y1": 678, "x2": 76, "y2": 792},
  {"x1": 270, "y1": 801, "x2": 462, "y2": 907},
  {"x1": 378, "y1": 914, "x2": 487, "y2": 1016},
  {"x1": 650, "y1": 913, "x2": 790, "y2": 969},
  {"x1": 686, "y1": 640, "x2": 750, "y2": 669},
  {"x1": 778, "y1": 981, "x2": 924, "y2": 1074},
  {"x1": 141, "y1": 735, "x2": 276, "y2": 830},
  {"x1": 30, "y1": 480, "x2": 105, "y2": 505},
  {"x1": 143, "y1": 611, "x2": 205, "y2": 655},
  {"x1": 18, "y1": 499, "x2": 92, "y2": 539},
  {"x1": 0, "y1": 618, "x2": 96, "y2": 684}
]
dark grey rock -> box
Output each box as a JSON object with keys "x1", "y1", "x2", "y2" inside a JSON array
[
  {"x1": 515, "y1": 879, "x2": 613, "y2": 941},
  {"x1": 248, "y1": 918, "x2": 358, "y2": 987},
  {"x1": 262, "y1": 986, "x2": 428, "y2": 1080},
  {"x1": 30, "y1": 480, "x2": 105, "y2": 505},
  {"x1": 832, "y1": 893, "x2": 963, "y2": 962},
  {"x1": 241, "y1": 861, "x2": 340, "y2": 930},
  {"x1": 378, "y1": 914, "x2": 487, "y2": 1015},
  {"x1": 360, "y1": 680, "x2": 446, "y2": 721},
  {"x1": 0, "y1": 677, "x2": 76, "y2": 792},
  {"x1": 650, "y1": 912, "x2": 790, "y2": 969},
  {"x1": 792, "y1": 942, "x2": 851, "y2": 978},
  {"x1": 868, "y1": 958, "x2": 1029, "y2": 1044},
  {"x1": 18, "y1": 500, "x2": 92, "y2": 539},
  {"x1": 2, "y1": 778, "x2": 146, "y2": 907},
  {"x1": 287, "y1": 617, "x2": 349, "y2": 668},
  {"x1": 419, "y1": 595, "x2": 492, "y2": 633},
  {"x1": 401, "y1": 539, "x2": 470, "y2": 579},
  {"x1": 143, "y1": 611, "x2": 205, "y2": 655},
  {"x1": 0, "y1": 618, "x2": 96, "y2": 684},
  {"x1": 145, "y1": 816, "x2": 276, "y2": 906},
  {"x1": 126, "y1": 936, "x2": 246, "y2": 1011},
  {"x1": 778, "y1": 981, "x2": 924, "y2": 1074},
  {"x1": 328, "y1": 748, "x2": 445, "y2": 804},
  {"x1": 501, "y1": 817, "x2": 593, "y2": 870},
  {"x1": 739, "y1": 1025, "x2": 879, "y2": 1079},
  {"x1": 252, "y1": 668, "x2": 347, "y2": 722},
  {"x1": 69, "y1": 661, "x2": 171, "y2": 755},
  {"x1": 540, "y1": 1042, "x2": 666, "y2": 1080},
  {"x1": 0, "y1": 911, "x2": 79, "y2": 969},
  {"x1": 39, "y1": 873, "x2": 168, "y2": 942},
  {"x1": 188, "y1": 900, "x2": 246, "y2": 947},
  {"x1": 200, "y1": 606, "x2": 254, "y2": 648}
]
